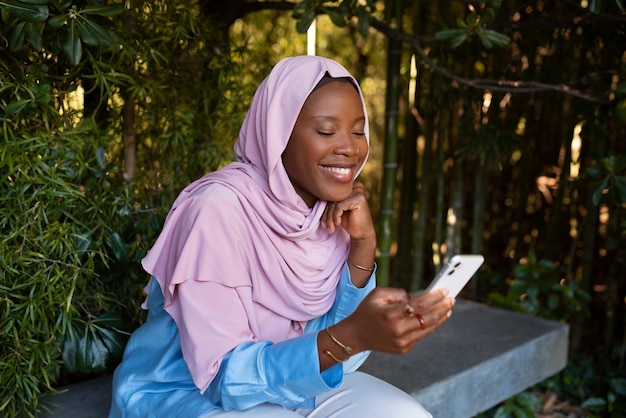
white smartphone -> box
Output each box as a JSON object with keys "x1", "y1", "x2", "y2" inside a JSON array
[{"x1": 424, "y1": 254, "x2": 484, "y2": 298}]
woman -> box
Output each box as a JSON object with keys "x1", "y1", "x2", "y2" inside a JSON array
[{"x1": 109, "y1": 55, "x2": 454, "y2": 417}]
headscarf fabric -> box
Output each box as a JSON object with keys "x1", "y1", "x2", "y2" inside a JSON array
[{"x1": 141, "y1": 55, "x2": 370, "y2": 389}]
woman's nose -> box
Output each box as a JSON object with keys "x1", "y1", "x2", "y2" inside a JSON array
[{"x1": 334, "y1": 131, "x2": 359, "y2": 156}]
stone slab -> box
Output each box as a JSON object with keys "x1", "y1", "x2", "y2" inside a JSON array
[
  {"x1": 38, "y1": 300, "x2": 569, "y2": 417},
  {"x1": 39, "y1": 374, "x2": 112, "y2": 418},
  {"x1": 360, "y1": 299, "x2": 569, "y2": 417}
]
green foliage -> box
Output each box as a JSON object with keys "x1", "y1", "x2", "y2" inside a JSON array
[
  {"x1": 488, "y1": 253, "x2": 590, "y2": 322},
  {"x1": 534, "y1": 356, "x2": 626, "y2": 418},
  {"x1": 456, "y1": 124, "x2": 520, "y2": 168},
  {"x1": 1, "y1": 0, "x2": 123, "y2": 65},
  {"x1": 292, "y1": 0, "x2": 376, "y2": 35},
  {"x1": 587, "y1": 154, "x2": 626, "y2": 207},
  {"x1": 493, "y1": 392, "x2": 541, "y2": 418},
  {"x1": 0, "y1": 117, "x2": 132, "y2": 416},
  {"x1": 435, "y1": 0, "x2": 510, "y2": 49},
  {"x1": 1, "y1": 0, "x2": 247, "y2": 415},
  {"x1": 580, "y1": 377, "x2": 626, "y2": 417},
  {"x1": 62, "y1": 313, "x2": 124, "y2": 374}
]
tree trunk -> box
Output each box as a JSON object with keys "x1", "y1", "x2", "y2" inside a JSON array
[
  {"x1": 471, "y1": 153, "x2": 487, "y2": 299},
  {"x1": 123, "y1": 97, "x2": 137, "y2": 182},
  {"x1": 433, "y1": 108, "x2": 446, "y2": 271},
  {"x1": 377, "y1": 0, "x2": 404, "y2": 286},
  {"x1": 411, "y1": 79, "x2": 432, "y2": 291},
  {"x1": 396, "y1": 65, "x2": 418, "y2": 289}
]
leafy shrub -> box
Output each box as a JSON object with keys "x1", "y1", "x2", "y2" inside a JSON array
[
  {"x1": 0, "y1": 0, "x2": 250, "y2": 415},
  {"x1": 0, "y1": 118, "x2": 134, "y2": 416},
  {"x1": 488, "y1": 253, "x2": 590, "y2": 322}
]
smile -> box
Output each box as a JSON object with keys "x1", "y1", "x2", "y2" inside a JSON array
[{"x1": 322, "y1": 166, "x2": 352, "y2": 176}]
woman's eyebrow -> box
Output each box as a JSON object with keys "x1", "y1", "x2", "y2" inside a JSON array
[{"x1": 311, "y1": 115, "x2": 366, "y2": 123}]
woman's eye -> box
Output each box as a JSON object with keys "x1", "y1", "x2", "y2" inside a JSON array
[
  {"x1": 353, "y1": 132, "x2": 366, "y2": 137},
  {"x1": 317, "y1": 131, "x2": 334, "y2": 137}
]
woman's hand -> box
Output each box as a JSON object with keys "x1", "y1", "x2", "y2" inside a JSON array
[
  {"x1": 321, "y1": 182, "x2": 375, "y2": 241},
  {"x1": 321, "y1": 182, "x2": 376, "y2": 287},
  {"x1": 331, "y1": 287, "x2": 455, "y2": 356}
]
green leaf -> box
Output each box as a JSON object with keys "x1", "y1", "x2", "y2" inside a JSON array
[
  {"x1": 325, "y1": 8, "x2": 346, "y2": 27},
  {"x1": 62, "y1": 20, "x2": 83, "y2": 65},
  {"x1": 611, "y1": 378, "x2": 626, "y2": 396},
  {"x1": 581, "y1": 397, "x2": 607, "y2": 411},
  {"x1": 33, "y1": 82, "x2": 51, "y2": 104},
  {"x1": 355, "y1": 5, "x2": 370, "y2": 35},
  {"x1": 8, "y1": 19, "x2": 26, "y2": 50},
  {"x1": 3, "y1": 99, "x2": 30, "y2": 115},
  {"x1": 435, "y1": 28, "x2": 467, "y2": 41},
  {"x1": 75, "y1": 15, "x2": 116, "y2": 46},
  {"x1": 450, "y1": 33, "x2": 468, "y2": 48},
  {"x1": 295, "y1": 9, "x2": 315, "y2": 33},
  {"x1": 292, "y1": 0, "x2": 309, "y2": 18},
  {"x1": 0, "y1": 0, "x2": 48, "y2": 22},
  {"x1": 75, "y1": 231, "x2": 92, "y2": 255},
  {"x1": 62, "y1": 337, "x2": 79, "y2": 373},
  {"x1": 482, "y1": 7, "x2": 495, "y2": 23},
  {"x1": 96, "y1": 327, "x2": 124, "y2": 358},
  {"x1": 96, "y1": 146, "x2": 106, "y2": 167},
  {"x1": 614, "y1": 177, "x2": 626, "y2": 203},
  {"x1": 589, "y1": 0, "x2": 602, "y2": 13},
  {"x1": 15, "y1": 0, "x2": 48, "y2": 4},
  {"x1": 24, "y1": 21, "x2": 42, "y2": 50},
  {"x1": 76, "y1": 328, "x2": 109, "y2": 373},
  {"x1": 82, "y1": 3, "x2": 123, "y2": 17},
  {"x1": 592, "y1": 178, "x2": 610, "y2": 206},
  {"x1": 105, "y1": 230, "x2": 130, "y2": 262},
  {"x1": 481, "y1": 33, "x2": 494, "y2": 49},
  {"x1": 481, "y1": 28, "x2": 511, "y2": 48},
  {"x1": 48, "y1": 13, "x2": 66, "y2": 28},
  {"x1": 92, "y1": 313, "x2": 122, "y2": 329},
  {"x1": 493, "y1": 405, "x2": 511, "y2": 418},
  {"x1": 337, "y1": 0, "x2": 351, "y2": 16}
]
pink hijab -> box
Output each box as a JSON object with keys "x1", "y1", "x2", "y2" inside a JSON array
[{"x1": 141, "y1": 56, "x2": 369, "y2": 388}]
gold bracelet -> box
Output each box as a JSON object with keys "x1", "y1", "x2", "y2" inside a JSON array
[
  {"x1": 324, "y1": 349, "x2": 346, "y2": 363},
  {"x1": 347, "y1": 258, "x2": 375, "y2": 272},
  {"x1": 326, "y1": 327, "x2": 353, "y2": 355}
]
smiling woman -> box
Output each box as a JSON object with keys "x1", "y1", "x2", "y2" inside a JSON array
[{"x1": 109, "y1": 55, "x2": 454, "y2": 418}]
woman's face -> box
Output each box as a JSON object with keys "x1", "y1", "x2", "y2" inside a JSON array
[{"x1": 282, "y1": 80, "x2": 368, "y2": 207}]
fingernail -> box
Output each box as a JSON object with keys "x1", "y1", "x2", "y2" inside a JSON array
[
  {"x1": 447, "y1": 310, "x2": 452, "y2": 317},
  {"x1": 441, "y1": 288, "x2": 450, "y2": 296}
]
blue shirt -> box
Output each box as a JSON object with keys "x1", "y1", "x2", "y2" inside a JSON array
[{"x1": 109, "y1": 264, "x2": 375, "y2": 418}]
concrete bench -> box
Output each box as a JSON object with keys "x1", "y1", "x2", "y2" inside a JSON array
[
  {"x1": 38, "y1": 300, "x2": 569, "y2": 418},
  {"x1": 360, "y1": 299, "x2": 569, "y2": 417}
]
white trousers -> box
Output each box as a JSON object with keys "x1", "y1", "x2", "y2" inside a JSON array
[{"x1": 203, "y1": 372, "x2": 432, "y2": 418}]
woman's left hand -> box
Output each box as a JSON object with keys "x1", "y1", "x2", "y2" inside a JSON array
[
  {"x1": 321, "y1": 182, "x2": 375, "y2": 241},
  {"x1": 322, "y1": 182, "x2": 376, "y2": 287}
]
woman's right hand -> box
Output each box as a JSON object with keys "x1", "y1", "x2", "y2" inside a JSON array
[{"x1": 331, "y1": 287, "x2": 455, "y2": 355}]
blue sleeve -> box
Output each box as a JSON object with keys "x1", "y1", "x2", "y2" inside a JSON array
[
  {"x1": 206, "y1": 263, "x2": 376, "y2": 411},
  {"x1": 306, "y1": 262, "x2": 376, "y2": 373}
]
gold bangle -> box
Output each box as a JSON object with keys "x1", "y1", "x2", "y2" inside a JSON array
[
  {"x1": 324, "y1": 349, "x2": 346, "y2": 363},
  {"x1": 347, "y1": 258, "x2": 375, "y2": 272},
  {"x1": 326, "y1": 327, "x2": 353, "y2": 355}
]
